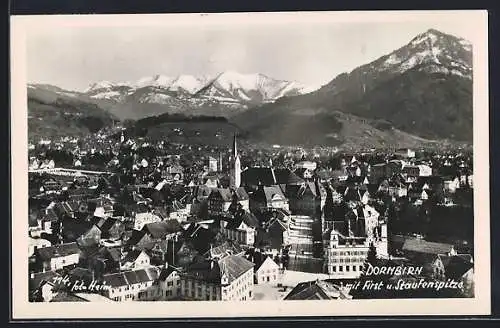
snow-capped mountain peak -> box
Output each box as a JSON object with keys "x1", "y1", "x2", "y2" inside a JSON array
[
  {"x1": 85, "y1": 81, "x2": 117, "y2": 93},
  {"x1": 197, "y1": 70, "x2": 312, "y2": 103},
  {"x1": 82, "y1": 71, "x2": 316, "y2": 108},
  {"x1": 133, "y1": 74, "x2": 174, "y2": 89},
  {"x1": 169, "y1": 75, "x2": 206, "y2": 94},
  {"x1": 377, "y1": 28, "x2": 472, "y2": 78}
]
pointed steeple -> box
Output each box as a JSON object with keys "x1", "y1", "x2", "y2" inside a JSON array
[
  {"x1": 230, "y1": 134, "x2": 241, "y2": 189},
  {"x1": 233, "y1": 134, "x2": 238, "y2": 159}
]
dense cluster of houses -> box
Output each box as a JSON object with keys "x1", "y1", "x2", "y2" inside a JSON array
[{"x1": 28, "y1": 133, "x2": 475, "y2": 301}]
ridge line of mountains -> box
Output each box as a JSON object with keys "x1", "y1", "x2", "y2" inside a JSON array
[{"x1": 27, "y1": 28, "x2": 473, "y2": 148}]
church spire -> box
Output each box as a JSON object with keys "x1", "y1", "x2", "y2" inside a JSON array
[
  {"x1": 233, "y1": 134, "x2": 238, "y2": 159},
  {"x1": 230, "y1": 133, "x2": 241, "y2": 189}
]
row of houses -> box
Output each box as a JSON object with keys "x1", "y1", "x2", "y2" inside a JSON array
[{"x1": 30, "y1": 239, "x2": 286, "y2": 302}]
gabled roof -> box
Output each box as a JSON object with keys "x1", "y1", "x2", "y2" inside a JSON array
[
  {"x1": 102, "y1": 267, "x2": 160, "y2": 287},
  {"x1": 158, "y1": 265, "x2": 178, "y2": 281},
  {"x1": 284, "y1": 280, "x2": 348, "y2": 300},
  {"x1": 209, "y1": 188, "x2": 233, "y2": 202},
  {"x1": 37, "y1": 242, "x2": 81, "y2": 261},
  {"x1": 255, "y1": 255, "x2": 279, "y2": 272},
  {"x1": 403, "y1": 239, "x2": 454, "y2": 255},
  {"x1": 219, "y1": 255, "x2": 255, "y2": 283},
  {"x1": 96, "y1": 217, "x2": 118, "y2": 232},
  {"x1": 43, "y1": 208, "x2": 59, "y2": 222},
  {"x1": 143, "y1": 220, "x2": 182, "y2": 239},
  {"x1": 61, "y1": 218, "x2": 94, "y2": 241},
  {"x1": 284, "y1": 281, "x2": 331, "y2": 300},
  {"x1": 122, "y1": 249, "x2": 147, "y2": 263},
  {"x1": 30, "y1": 271, "x2": 60, "y2": 291},
  {"x1": 438, "y1": 254, "x2": 474, "y2": 279},
  {"x1": 252, "y1": 185, "x2": 287, "y2": 204},
  {"x1": 233, "y1": 187, "x2": 249, "y2": 201},
  {"x1": 204, "y1": 241, "x2": 244, "y2": 259},
  {"x1": 126, "y1": 230, "x2": 148, "y2": 247},
  {"x1": 241, "y1": 168, "x2": 276, "y2": 186}
]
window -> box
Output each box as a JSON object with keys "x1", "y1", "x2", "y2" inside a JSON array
[
  {"x1": 339, "y1": 266, "x2": 343, "y2": 272},
  {"x1": 359, "y1": 265, "x2": 363, "y2": 271},
  {"x1": 332, "y1": 266, "x2": 337, "y2": 272},
  {"x1": 167, "y1": 281, "x2": 174, "y2": 287},
  {"x1": 353, "y1": 265, "x2": 357, "y2": 271},
  {"x1": 346, "y1": 266, "x2": 350, "y2": 272},
  {"x1": 177, "y1": 280, "x2": 181, "y2": 286}
]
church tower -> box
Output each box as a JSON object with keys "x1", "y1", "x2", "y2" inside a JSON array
[{"x1": 230, "y1": 134, "x2": 241, "y2": 188}]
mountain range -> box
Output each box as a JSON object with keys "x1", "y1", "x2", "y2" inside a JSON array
[
  {"x1": 27, "y1": 84, "x2": 118, "y2": 139},
  {"x1": 68, "y1": 71, "x2": 314, "y2": 120},
  {"x1": 232, "y1": 28, "x2": 473, "y2": 146},
  {"x1": 27, "y1": 28, "x2": 473, "y2": 148}
]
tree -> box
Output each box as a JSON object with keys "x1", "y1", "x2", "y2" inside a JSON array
[
  {"x1": 367, "y1": 242, "x2": 377, "y2": 266},
  {"x1": 228, "y1": 195, "x2": 244, "y2": 217}
]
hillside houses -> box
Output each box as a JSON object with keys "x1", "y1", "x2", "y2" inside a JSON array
[{"x1": 28, "y1": 133, "x2": 474, "y2": 302}]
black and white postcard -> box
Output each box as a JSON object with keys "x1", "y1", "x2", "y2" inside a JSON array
[{"x1": 10, "y1": 10, "x2": 490, "y2": 318}]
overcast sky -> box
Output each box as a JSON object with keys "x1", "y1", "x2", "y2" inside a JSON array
[{"x1": 24, "y1": 12, "x2": 480, "y2": 91}]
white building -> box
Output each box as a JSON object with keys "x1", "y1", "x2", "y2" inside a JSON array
[
  {"x1": 156, "y1": 266, "x2": 181, "y2": 300},
  {"x1": 375, "y1": 223, "x2": 389, "y2": 257},
  {"x1": 35, "y1": 242, "x2": 81, "y2": 272},
  {"x1": 29, "y1": 237, "x2": 51, "y2": 257},
  {"x1": 323, "y1": 229, "x2": 370, "y2": 279},
  {"x1": 220, "y1": 218, "x2": 256, "y2": 246},
  {"x1": 444, "y1": 177, "x2": 461, "y2": 193},
  {"x1": 254, "y1": 256, "x2": 281, "y2": 285},
  {"x1": 180, "y1": 255, "x2": 255, "y2": 301},
  {"x1": 295, "y1": 161, "x2": 317, "y2": 171},
  {"x1": 134, "y1": 212, "x2": 162, "y2": 230},
  {"x1": 418, "y1": 164, "x2": 433, "y2": 177},
  {"x1": 102, "y1": 267, "x2": 161, "y2": 302},
  {"x1": 120, "y1": 250, "x2": 152, "y2": 271},
  {"x1": 207, "y1": 156, "x2": 218, "y2": 172}
]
